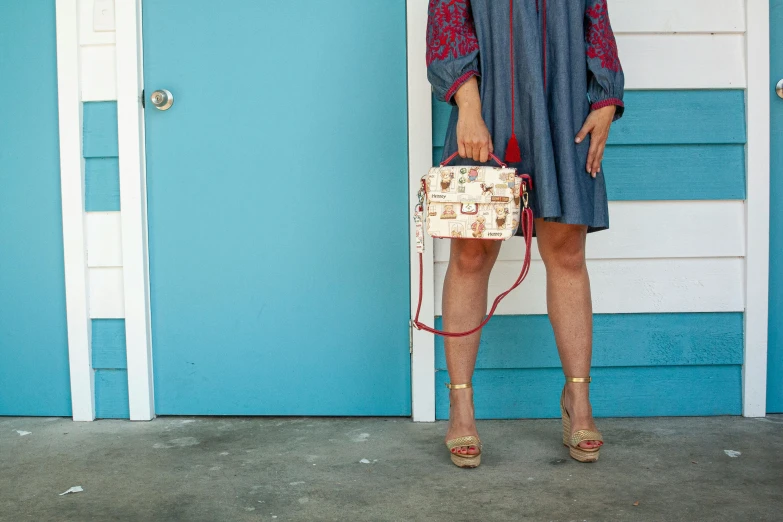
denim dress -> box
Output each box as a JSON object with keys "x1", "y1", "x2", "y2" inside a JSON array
[{"x1": 427, "y1": 0, "x2": 625, "y2": 232}]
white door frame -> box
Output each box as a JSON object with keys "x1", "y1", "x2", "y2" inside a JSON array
[
  {"x1": 742, "y1": 0, "x2": 770, "y2": 417},
  {"x1": 67, "y1": 0, "x2": 769, "y2": 421},
  {"x1": 407, "y1": 0, "x2": 436, "y2": 422}
]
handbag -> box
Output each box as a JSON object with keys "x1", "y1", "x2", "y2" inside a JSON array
[{"x1": 413, "y1": 151, "x2": 534, "y2": 337}]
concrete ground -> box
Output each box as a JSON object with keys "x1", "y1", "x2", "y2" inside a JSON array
[{"x1": 1, "y1": 415, "x2": 781, "y2": 522}]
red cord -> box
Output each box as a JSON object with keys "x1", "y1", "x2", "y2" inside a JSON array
[
  {"x1": 509, "y1": 0, "x2": 515, "y2": 134},
  {"x1": 413, "y1": 203, "x2": 534, "y2": 338},
  {"x1": 542, "y1": 0, "x2": 547, "y2": 90},
  {"x1": 504, "y1": 0, "x2": 521, "y2": 163}
]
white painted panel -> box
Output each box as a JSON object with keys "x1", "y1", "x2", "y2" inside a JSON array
[
  {"x1": 433, "y1": 201, "x2": 746, "y2": 262},
  {"x1": 407, "y1": 0, "x2": 436, "y2": 422},
  {"x1": 79, "y1": 0, "x2": 116, "y2": 45},
  {"x1": 742, "y1": 0, "x2": 770, "y2": 417},
  {"x1": 86, "y1": 211, "x2": 123, "y2": 267},
  {"x1": 611, "y1": 0, "x2": 745, "y2": 33},
  {"x1": 433, "y1": 258, "x2": 744, "y2": 315},
  {"x1": 88, "y1": 267, "x2": 125, "y2": 318},
  {"x1": 80, "y1": 44, "x2": 117, "y2": 101},
  {"x1": 116, "y1": 0, "x2": 156, "y2": 421},
  {"x1": 618, "y1": 34, "x2": 746, "y2": 89},
  {"x1": 56, "y1": 0, "x2": 95, "y2": 421}
]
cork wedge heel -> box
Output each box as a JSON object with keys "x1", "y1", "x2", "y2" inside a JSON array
[
  {"x1": 560, "y1": 376, "x2": 603, "y2": 463},
  {"x1": 444, "y1": 382, "x2": 482, "y2": 468}
]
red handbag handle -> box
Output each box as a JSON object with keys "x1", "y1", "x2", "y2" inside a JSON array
[
  {"x1": 412, "y1": 177, "x2": 534, "y2": 338},
  {"x1": 440, "y1": 151, "x2": 508, "y2": 168}
]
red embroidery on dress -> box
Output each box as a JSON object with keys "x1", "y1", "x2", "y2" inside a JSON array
[
  {"x1": 585, "y1": 0, "x2": 621, "y2": 73},
  {"x1": 426, "y1": 0, "x2": 479, "y2": 67}
]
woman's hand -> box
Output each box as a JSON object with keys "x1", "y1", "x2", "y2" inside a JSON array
[
  {"x1": 575, "y1": 105, "x2": 616, "y2": 178},
  {"x1": 454, "y1": 77, "x2": 493, "y2": 163}
]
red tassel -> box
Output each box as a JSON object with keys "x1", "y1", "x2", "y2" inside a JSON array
[{"x1": 504, "y1": 134, "x2": 521, "y2": 163}]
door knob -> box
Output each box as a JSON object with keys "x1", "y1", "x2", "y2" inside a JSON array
[
  {"x1": 150, "y1": 89, "x2": 174, "y2": 110},
  {"x1": 777, "y1": 79, "x2": 783, "y2": 100}
]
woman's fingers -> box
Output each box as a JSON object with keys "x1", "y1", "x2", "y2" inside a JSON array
[
  {"x1": 586, "y1": 138, "x2": 598, "y2": 176},
  {"x1": 464, "y1": 143, "x2": 474, "y2": 160},
  {"x1": 575, "y1": 121, "x2": 593, "y2": 144},
  {"x1": 592, "y1": 142, "x2": 606, "y2": 175},
  {"x1": 587, "y1": 132, "x2": 608, "y2": 177},
  {"x1": 458, "y1": 140, "x2": 467, "y2": 159},
  {"x1": 479, "y1": 143, "x2": 489, "y2": 163}
]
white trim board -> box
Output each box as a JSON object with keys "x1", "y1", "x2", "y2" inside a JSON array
[
  {"x1": 89, "y1": 267, "x2": 125, "y2": 318},
  {"x1": 407, "y1": 0, "x2": 435, "y2": 422},
  {"x1": 433, "y1": 201, "x2": 747, "y2": 263},
  {"x1": 742, "y1": 0, "x2": 769, "y2": 417},
  {"x1": 80, "y1": 44, "x2": 117, "y2": 101},
  {"x1": 618, "y1": 34, "x2": 746, "y2": 89},
  {"x1": 86, "y1": 211, "x2": 123, "y2": 267},
  {"x1": 56, "y1": 0, "x2": 95, "y2": 421},
  {"x1": 116, "y1": 0, "x2": 155, "y2": 421},
  {"x1": 434, "y1": 258, "x2": 746, "y2": 316},
  {"x1": 611, "y1": 0, "x2": 746, "y2": 33}
]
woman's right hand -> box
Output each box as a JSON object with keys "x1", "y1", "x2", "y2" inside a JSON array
[{"x1": 454, "y1": 77, "x2": 493, "y2": 163}]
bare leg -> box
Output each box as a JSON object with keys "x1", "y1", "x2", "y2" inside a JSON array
[
  {"x1": 442, "y1": 238, "x2": 502, "y2": 455},
  {"x1": 535, "y1": 220, "x2": 602, "y2": 450}
]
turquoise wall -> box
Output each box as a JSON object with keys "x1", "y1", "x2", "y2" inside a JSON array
[
  {"x1": 768, "y1": 0, "x2": 783, "y2": 413},
  {"x1": 0, "y1": 2, "x2": 71, "y2": 416}
]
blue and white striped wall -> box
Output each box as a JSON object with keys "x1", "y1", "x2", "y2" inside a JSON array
[
  {"x1": 79, "y1": 0, "x2": 131, "y2": 418},
  {"x1": 421, "y1": 1, "x2": 764, "y2": 419}
]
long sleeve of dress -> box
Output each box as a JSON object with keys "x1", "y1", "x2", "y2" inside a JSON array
[
  {"x1": 426, "y1": 0, "x2": 481, "y2": 105},
  {"x1": 584, "y1": 0, "x2": 625, "y2": 120}
]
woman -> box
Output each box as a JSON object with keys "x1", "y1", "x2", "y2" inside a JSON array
[{"x1": 427, "y1": 0, "x2": 624, "y2": 467}]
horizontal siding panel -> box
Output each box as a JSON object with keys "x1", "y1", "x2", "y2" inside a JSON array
[
  {"x1": 611, "y1": 0, "x2": 745, "y2": 33},
  {"x1": 80, "y1": 45, "x2": 117, "y2": 101},
  {"x1": 433, "y1": 201, "x2": 746, "y2": 262},
  {"x1": 433, "y1": 258, "x2": 745, "y2": 315},
  {"x1": 434, "y1": 91, "x2": 746, "y2": 150},
  {"x1": 85, "y1": 158, "x2": 120, "y2": 211},
  {"x1": 434, "y1": 144, "x2": 746, "y2": 200},
  {"x1": 88, "y1": 267, "x2": 125, "y2": 318},
  {"x1": 86, "y1": 211, "x2": 123, "y2": 267},
  {"x1": 83, "y1": 101, "x2": 118, "y2": 157},
  {"x1": 603, "y1": 144, "x2": 746, "y2": 200},
  {"x1": 95, "y1": 369, "x2": 129, "y2": 419},
  {"x1": 610, "y1": 91, "x2": 746, "y2": 145},
  {"x1": 435, "y1": 366, "x2": 742, "y2": 419},
  {"x1": 434, "y1": 313, "x2": 744, "y2": 369},
  {"x1": 618, "y1": 34, "x2": 745, "y2": 89},
  {"x1": 91, "y1": 319, "x2": 127, "y2": 369}
]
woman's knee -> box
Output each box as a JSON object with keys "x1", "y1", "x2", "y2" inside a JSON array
[
  {"x1": 538, "y1": 225, "x2": 587, "y2": 272},
  {"x1": 449, "y1": 240, "x2": 499, "y2": 274}
]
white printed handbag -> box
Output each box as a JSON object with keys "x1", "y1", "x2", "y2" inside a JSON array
[{"x1": 412, "y1": 152, "x2": 534, "y2": 338}]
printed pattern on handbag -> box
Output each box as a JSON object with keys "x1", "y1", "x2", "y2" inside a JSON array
[{"x1": 423, "y1": 165, "x2": 522, "y2": 241}]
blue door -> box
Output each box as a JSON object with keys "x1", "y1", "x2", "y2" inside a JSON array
[
  {"x1": 142, "y1": 1, "x2": 411, "y2": 415},
  {"x1": 769, "y1": 1, "x2": 783, "y2": 413}
]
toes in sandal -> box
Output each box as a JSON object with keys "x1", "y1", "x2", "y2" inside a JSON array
[
  {"x1": 445, "y1": 382, "x2": 482, "y2": 468},
  {"x1": 560, "y1": 376, "x2": 603, "y2": 463}
]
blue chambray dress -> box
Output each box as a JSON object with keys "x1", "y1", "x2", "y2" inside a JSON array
[{"x1": 427, "y1": 0, "x2": 625, "y2": 232}]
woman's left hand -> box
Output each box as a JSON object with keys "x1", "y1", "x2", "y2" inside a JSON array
[{"x1": 575, "y1": 105, "x2": 617, "y2": 178}]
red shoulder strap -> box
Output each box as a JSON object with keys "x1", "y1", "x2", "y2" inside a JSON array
[{"x1": 412, "y1": 205, "x2": 534, "y2": 338}]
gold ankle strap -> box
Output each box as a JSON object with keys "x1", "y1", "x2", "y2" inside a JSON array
[
  {"x1": 445, "y1": 382, "x2": 472, "y2": 390},
  {"x1": 565, "y1": 376, "x2": 591, "y2": 383}
]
